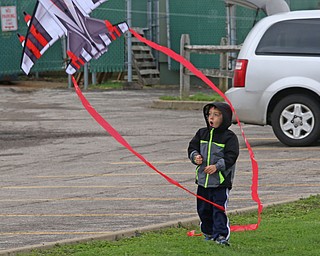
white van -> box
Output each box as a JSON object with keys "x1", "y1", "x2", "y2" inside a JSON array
[{"x1": 225, "y1": 10, "x2": 320, "y2": 146}]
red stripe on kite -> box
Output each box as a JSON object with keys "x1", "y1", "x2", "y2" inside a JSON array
[
  {"x1": 18, "y1": 34, "x2": 25, "y2": 44},
  {"x1": 67, "y1": 51, "x2": 81, "y2": 69},
  {"x1": 105, "y1": 20, "x2": 117, "y2": 40},
  {"x1": 24, "y1": 13, "x2": 31, "y2": 24},
  {"x1": 30, "y1": 26, "x2": 48, "y2": 47},
  {"x1": 114, "y1": 26, "x2": 122, "y2": 37},
  {"x1": 26, "y1": 39, "x2": 41, "y2": 59}
]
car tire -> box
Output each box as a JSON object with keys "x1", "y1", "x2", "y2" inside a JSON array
[{"x1": 271, "y1": 94, "x2": 320, "y2": 146}]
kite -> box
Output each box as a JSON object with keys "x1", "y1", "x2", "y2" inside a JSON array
[
  {"x1": 19, "y1": 0, "x2": 263, "y2": 232},
  {"x1": 18, "y1": 0, "x2": 128, "y2": 75}
]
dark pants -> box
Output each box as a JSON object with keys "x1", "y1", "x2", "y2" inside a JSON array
[{"x1": 197, "y1": 186, "x2": 230, "y2": 240}]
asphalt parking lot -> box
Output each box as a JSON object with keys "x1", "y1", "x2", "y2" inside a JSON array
[{"x1": 0, "y1": 85, "x2": 320, "y2": 254}]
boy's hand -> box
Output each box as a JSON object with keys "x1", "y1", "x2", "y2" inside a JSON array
[
  {"x1": 204, "y1": 165, "x2": 217, "y2": 175},
  {"x1": 194, "y1": 155, "x2": 203, "y2": 165}
]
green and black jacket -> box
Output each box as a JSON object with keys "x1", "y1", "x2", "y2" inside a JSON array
[{"x1": 188, "y1": 102, "x2": 239, "y2": 189}]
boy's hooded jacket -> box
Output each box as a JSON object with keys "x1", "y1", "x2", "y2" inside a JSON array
[{"x1": 188, "y1": 102, "x2": 239, "y2": 189}]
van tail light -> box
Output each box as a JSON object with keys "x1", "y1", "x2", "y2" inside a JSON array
[{"x1": 233, "y1": 59, "x2": 248, "y2": 87}]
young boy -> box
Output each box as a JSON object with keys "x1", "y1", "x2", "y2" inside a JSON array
[{"x1": 188, "y1": 102, "x2": 239, "y2": 245}]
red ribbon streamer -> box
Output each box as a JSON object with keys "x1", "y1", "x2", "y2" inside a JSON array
[
  {"x1": 187, "y1": 230, "x2": 203, "y2": 237},
  {"x1": 71, "y1": 28, "x2": 263, "y2": 232},
  {"x1": 129, "y1": 28, "x2": 263, "y2": 232},
  {"x1": 72, "y1": 76, "x2": 224, "y2": 212}
]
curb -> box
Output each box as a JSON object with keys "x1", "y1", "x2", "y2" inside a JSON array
[
  {"x1": 0, "y1": 198, "x2": 304, "y2": 256},
  {"x1": 151, "y1": 100, "x2": 211, "y2": 110}
]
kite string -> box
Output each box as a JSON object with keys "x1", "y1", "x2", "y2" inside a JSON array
[{"x1": 128, "y1": 28, "x2": 263, "y2": 231}]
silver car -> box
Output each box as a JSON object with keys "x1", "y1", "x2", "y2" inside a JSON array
[{"x1": 225, "y1": 10, "x2": 320, "y2": 146}]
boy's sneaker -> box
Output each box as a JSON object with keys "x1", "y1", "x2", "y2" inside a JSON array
[
  {"x1": 215, "y1": 235, "x2": 230, "y2": 246},
  {"x1": 204, "y1": 234, "x2": 214, "y2": 241}
]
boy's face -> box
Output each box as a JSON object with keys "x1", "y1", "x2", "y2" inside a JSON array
[{"x1": 208, "y1": 107, "x2": 223, "y2": 128}]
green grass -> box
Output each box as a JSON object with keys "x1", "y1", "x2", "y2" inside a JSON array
[
  {"x1": 89, "y1": 82, "x2": 123, "y2": 90},
  {"x1": 160, "y1": 92, "x2": 224, "y2": 102},
  {"x1": 86, "y1": 84, "x2": 223, "y2": 103},
  {"x1": 19, "y1": 195, "x2": 320, "y2": 256}
]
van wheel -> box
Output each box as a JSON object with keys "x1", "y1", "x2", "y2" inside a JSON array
[{"x1": 271, "y1": 94, "x2": 320, "y2": 146}]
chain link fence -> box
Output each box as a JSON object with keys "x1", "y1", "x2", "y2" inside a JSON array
[{"x1": 1, "y1": 0, "x2": 319, "y2": 78}]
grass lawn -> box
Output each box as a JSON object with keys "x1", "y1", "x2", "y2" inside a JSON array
[
  {"x1": 88, "y1": 82, "x2": 123, "y2": 90},
  {"x1": 85, "y1": 83, "x2": 224, "y2": 103},
  {"x1": 160, "y1": 92, "x2": 224, "y2": 102},
  {"x1": 19, "y1": 195, "x2": 320, "y2": 256}
]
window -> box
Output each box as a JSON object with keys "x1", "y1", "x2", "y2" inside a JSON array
[{"x1": 256, "y1": 19, "x2": 320, "y2": 56}]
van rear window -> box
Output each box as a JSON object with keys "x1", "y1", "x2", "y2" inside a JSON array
[{"x1": 256, "y1": 19, "x2": 320, "y2": 56}]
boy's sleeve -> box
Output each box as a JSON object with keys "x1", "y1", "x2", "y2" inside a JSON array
[
  {"x1": 188, "y1": 130, "x2": 201, "y2": 165},
  {"x1": 223, "y1": 132, "x2": 239, "y2": 170}
]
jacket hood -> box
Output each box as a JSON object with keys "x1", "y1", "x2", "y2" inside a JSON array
[{"x1": 203, "y1": 102, "x2": 232, "y2": 131}]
